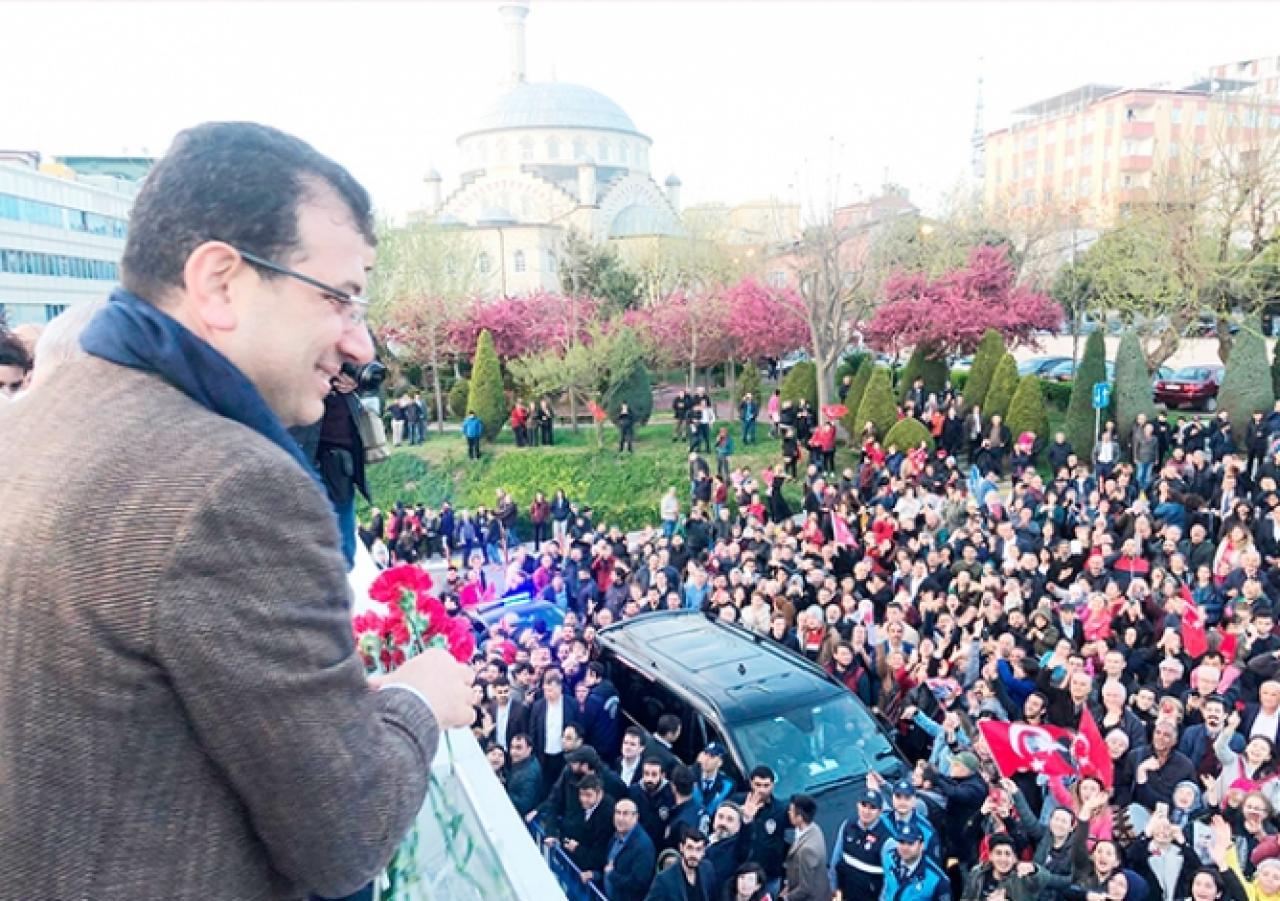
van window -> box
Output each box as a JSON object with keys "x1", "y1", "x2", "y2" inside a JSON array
[{"x1": 608, "y1": 657, "x2": 685, "y2": 735}]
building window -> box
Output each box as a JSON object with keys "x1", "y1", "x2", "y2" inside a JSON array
[
  {"x1": 1171, "y1": 107, "x2": 1182, "y2": 124},
  {"x1": 1064, "y1": 153, "x2": 1075, "y2": 170},
  {"x1": 572, "y1": 139, "x2": 586, "y2": 159},
  {"x1": 620, "y1": 143, "x2": 630, "y2": 164},
  {"x1": 513, "y1": 250, "x2": 526, "y2": 273},
  {"x1": 597, "y1": 140, "x2": 610, "y2": 162},
  {"x1": 1122, "y1": 174, "x2": 1133, "y2": 188},
  {"x1": 1083, "y1": 118, "x2": 1095, "y2": 135},
  {"x1": 0, "y1": 248, "x2": 118, "y2": 280},
  {"x1": 1079, "y1": 176, "x2": 1092, "y2": 195},
  {"x1": 546, "y1": 251, "x2": 557, "y2": 272},
  {"x1": 1169, "y1": 143, "x2": 1180, "y2": 158},
  {"x1": 547, "y1": 138, "x2": 560, "y2": 159},
  {"x1": 1195, "y1": 109, "x2": 1207, "y2": 126},
  {"x1": 478, "y1": 252, "x2": 491, "y2": 274},
  {"x1": 767, "y1": 270, "x2": 787, "y2": 288},
  {"x1": 1044, "y1": 157, "x2": 1054, "y2": 174},
  {"x1": 44, "y1": 304, "x2": 68, "y2": 321},
  {"x1": 520, "y1": 138, "x2": 533, "y2": 161},
  {"x1": 1066, "y1": 121, "x2": 1076, "y2": 139}
]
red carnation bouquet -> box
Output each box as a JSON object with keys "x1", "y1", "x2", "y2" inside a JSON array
[{"x1": 352, "y1": 565, "x2": 475, "y2": 673}]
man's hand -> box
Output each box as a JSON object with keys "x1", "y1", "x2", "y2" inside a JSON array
[
  {"x1": 563, "y1": 839, "x2": 579, "y2": 852},
  {"x1": 370, "y1": 647, "x2": 476, "y2": 730},
  {"x1": 1016, "y1": 862, "x2": 1036, "y2": 877},
  {"x1": 580, "y1": 870, "x2": 595, "y2": 884},
  {"x1": 332, "y1": 372, "x2": 358, "y2": 394}
]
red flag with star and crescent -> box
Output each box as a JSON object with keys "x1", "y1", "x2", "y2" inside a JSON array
[
  {"x1": 978, "y1": 721, "x2": 1081, "y2": 779},
  {"x1": 1078, "y1": 706, "x2": 1114, "y2": 789}
]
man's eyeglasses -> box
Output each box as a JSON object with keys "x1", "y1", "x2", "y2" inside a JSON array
[{"x1": 234, "y1": 247, "x2": 368, "y2": 327}]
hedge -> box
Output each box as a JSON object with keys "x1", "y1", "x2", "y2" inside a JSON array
[
  {"x1": 734, "y1": 361, "x2": 763, "y2": 408},
  {"x1": 921, "y1": 354, "x2": 949, "y2": 396},
  {"x1": 448, "y1": 378, "x2": 470, "y2": 420},
  {"x1": 836, "y1": 351, "x2": 870, "y2": 385},
  {"x1": 1006, "y1": 375, "x2": 1050, "y2": 445},
  {"x1": 607, "y1": 360, "x2": 654, "y2": 425},
  {"x1": 1220, "y1": 316, "x2": 1275, "y2": 438},
  {"x1": 780, "y1": 361, "x2": 819, "y2": 410},
  {"x1": 883, "y1": 416, "x2": 935, "y2": 452},
  {"x1": 897, "y1": 347, "x2": 926, "y2": 403},
  {"x1": 964, "y1": 329, "x2": 1006, "y2": 410},
  {"x1": 983, "y1": 354, "x2": 1019, "y2": 421},
  {"x1": 1039, "y1": 378, "x2": 1072, "y2": 410},
  {"x1": 855, "y1": 367, "x2": 897, "y2": 439},
  {"x1": 843, "y1": 358, "x2": 874, "y2": 427},
  {"x1": 1113, "y1": 330, "x2": 1154, "y2": 448},
  {"x1": 1065, "y1": 330, "x2": 1107, "y2": 458},
  {"x1": 467, "y1": 330, "x2": 508, "y2": 440}
]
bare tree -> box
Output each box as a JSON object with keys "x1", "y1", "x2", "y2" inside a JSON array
[{"x1": 368, "y1": 221, "x2": 481, "y2": 432}]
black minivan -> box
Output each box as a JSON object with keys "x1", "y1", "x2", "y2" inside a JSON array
[{"x1": 596, "y1": 610, "x2": 906, "y2": 840}]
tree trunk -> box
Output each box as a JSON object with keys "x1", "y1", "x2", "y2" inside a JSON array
[
  {"x1": 429, "y1": 343, "x2": 446, "y2": 434},
  {"x1": 569, "y1": 389, "x2": 579, "y2": 433},
  {"x1": 1216, "y1": 314, "x2": 1234, "y2": 363}
]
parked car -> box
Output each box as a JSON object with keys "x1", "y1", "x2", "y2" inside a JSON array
[
  {"x1": 597, "y1": 611, "x2": 907, "y2": 844},
  {"x1": 1044, "y1": 358, "x2": 1116, "y2": 384},
  {"x1": 950, "y1": 355, "x2": 974, "y2": 372},
  {"x1": 1154, "y1": 365, "x2": 1225, "y2": 412},
  {"x1": 464, "y1": 595, "x2": 565, "y2": 644},
  {"x1": 1017, "y1": 356, "x2": 1072, "y2": 377}
]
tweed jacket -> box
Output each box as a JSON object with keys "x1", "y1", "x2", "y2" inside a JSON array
[{"x1": 0, "y1": 356, "x2": 440, "y2": 900}]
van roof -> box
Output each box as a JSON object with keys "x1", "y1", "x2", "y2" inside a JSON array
[{"x1": 597, "y1": 610, "x2": 845, "y2": 722}]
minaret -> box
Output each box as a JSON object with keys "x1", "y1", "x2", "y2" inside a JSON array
[
  {"x1": 971, "y1": 58, "x2": 986, "y2": 183},
  {"x1": 424, "y1": 167, "x2": 442, "y2": 214},
  {"x1": 499, "y1": 2, "x2": 529, "y2": 84}
]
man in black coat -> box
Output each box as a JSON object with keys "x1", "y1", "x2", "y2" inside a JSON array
[
  {"x1": 558, "y1": 775, "x2": 616, "y2": 881},
  {"x1": 506, "y1": 734, "x2": 544, "y2": 818},
  {"x1": 631, "y1": 758, "x2": 676, "y2": 847},
  {"x1": 644, "y1": 828, "x2": 715, "y2": 901},
  {"x1": 491, "y1": 677, "x2": 528, "y2": 751},
  {"x1": 529, "y1": 670, "x2": 581, "y2": 787},
  {"x1": 602, "y1": 798, "x2": 657, "y2": 901},
  {"x1": 730, "y1": 765, "x2": 790, "y2": 886},
  {"x1": 660, "y1": 765, "x2": 704, "y2": 852}
]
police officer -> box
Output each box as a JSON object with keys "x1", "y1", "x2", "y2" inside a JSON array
[
  {"x1": 878, "y1": 822, "x2": 948, "y2": 901},
  {"x1": 869, "y1": 776, "x2": 939, "y2": 862},
  {"x1": 630, "y1": 757, "x2": 675, "y2": 847},
  {"x1": 732, "y1": 765, "x2": 790, "y2": 889},
  {"x1": 830, "y1": 788, "x2": 893, "y2": 900}
]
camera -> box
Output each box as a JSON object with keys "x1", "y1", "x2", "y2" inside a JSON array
[{"x1": 340, "y1": 360, "x2": 387, "y2": 393}]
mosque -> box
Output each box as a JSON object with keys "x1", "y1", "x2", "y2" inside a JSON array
[{"x1": 419, "y1": 1, "x2": 683, "y2": 295}]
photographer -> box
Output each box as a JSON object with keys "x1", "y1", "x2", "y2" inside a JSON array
[{"x1": 293, "y1": 362, "x2": 381, "y2": 569}]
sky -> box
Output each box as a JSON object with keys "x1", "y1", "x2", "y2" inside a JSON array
[{"x1": 5, "y1": 1, "x2": 1278, "y2": 219}]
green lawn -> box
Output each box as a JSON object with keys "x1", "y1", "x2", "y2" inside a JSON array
[{"x1": 362, "y1": 419, "x2": 801, "y2": 531}]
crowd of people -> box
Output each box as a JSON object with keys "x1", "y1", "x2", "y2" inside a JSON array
[{"x1": 367, "y1": 365, "x2": 1280, "y2": 901}]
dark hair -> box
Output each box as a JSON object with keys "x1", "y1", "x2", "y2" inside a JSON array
[
  {"x1": 624, "y1": 725, "x2": 646, "y2": 743},
  {"x1": 657, "y1": 714, "x2": 681, "y2": 737},
  {"x1": 491, "y1": 676, "x2": 511, "y2": 689},
  {"x1": 0, "y1": 331, "x2": 31, "y2": 371},
  {"x1": 509, "y1": 732, "x2": 531, "y2": 748},
  {"x1": 790, "y1": 793, "x2": 817, "y2": 824},
  {"x1": 642, "y1": 756, "x2": 666, "y2": 772},
  {"x1": 587, "y1": 661, "x2": 605, "y2": 679},
  {"x1": 121, "y1": 121, "x2": 376, "y2": 303},
  {"x1": 749, "y1": 765, "x2": 775, "y2": 782},
  {"x1": 678, "y1": 826, "x2": 708, "y2": 847},
  {"x1": 670, "y1": 764, "x2": 695, "y2": 796},
  {"x1": 577, "y1": 774, "x2": 603, "y2": 794}
]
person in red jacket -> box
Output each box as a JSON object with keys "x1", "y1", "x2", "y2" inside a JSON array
[{"x1": 510, "y1": 402, "x2": 530, "y2": 447}]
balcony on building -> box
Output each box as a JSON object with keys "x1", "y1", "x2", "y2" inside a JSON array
[{"x1": 1119, "y1": 155, "x2": 1153, "y2": 171}]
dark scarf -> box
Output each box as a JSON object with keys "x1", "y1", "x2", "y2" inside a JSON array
[{"x1": 80, "y1": 288, "x2": 323, "y2": 490}]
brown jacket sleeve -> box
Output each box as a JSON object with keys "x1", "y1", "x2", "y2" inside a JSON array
[{"x1": 153, "y1": 457, "x2": 439, "y2": 897}]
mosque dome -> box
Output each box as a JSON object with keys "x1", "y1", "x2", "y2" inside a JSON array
[{"x1": 461, "y1": 81, "x2": 644, "y2": 138}]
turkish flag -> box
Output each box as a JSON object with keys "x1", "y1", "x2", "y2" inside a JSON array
[
  {"x1": 978, "y1": 721, "x2": 1081, "y2": 780},
  {"x1": 1078, "y1": 707, "x2": 1114, "y2": 789},
  {"x1": 1181, "y1": 586, "x2": 1208, "y2": 659}
]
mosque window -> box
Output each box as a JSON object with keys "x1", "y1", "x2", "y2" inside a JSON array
[
  {"x1": 572, "y1": 138, "x2": 586, "y2": 159},
  {"x1": 547, "y1": 138, "x2": 560, "y2": 159},
  {"x1": 620, "y1": 143, "x2": 630, "y2": 165},
  {"x1": 513, "y1": 250, "x2": 526, "y2": 273},
  {"x1": 546, "y1": 251, "x2": 557, "y2": 273},
  {"x1": 598, "y1": 140, "x2": 610, "y2": 162},
  {"x1": 497, "y1": 139, "x2": 509, "y2": 161},
  {"x1": 520, "y1": 138, "x2": 534, "y2": 161},
  {"x1": 478, "y1": 252, "x2": 491, "y2": 274}
]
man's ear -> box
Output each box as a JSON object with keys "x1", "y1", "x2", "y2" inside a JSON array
[{"x1": 182, "y1": 241, "x2": 243, "y2": 332}]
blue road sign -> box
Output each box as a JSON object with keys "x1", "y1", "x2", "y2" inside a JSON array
[{"x1": 1092, "y1": 382, "x2": 1112, "y2": 410}]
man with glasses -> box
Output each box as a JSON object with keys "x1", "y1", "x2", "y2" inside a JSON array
[
  {"x1": 602, "y1": 797, "x2": 656, "y2": 901},
  {"x1": 0, "y1": 122, "x2": 477, "y2": 899}
]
